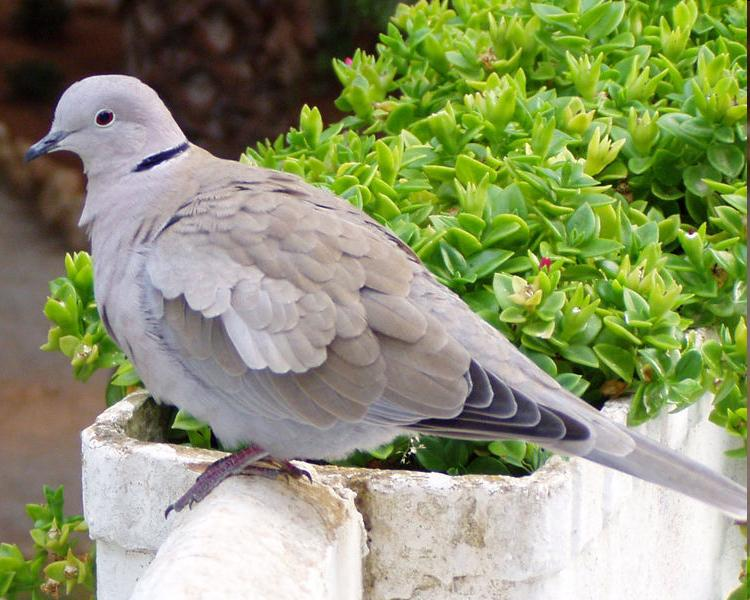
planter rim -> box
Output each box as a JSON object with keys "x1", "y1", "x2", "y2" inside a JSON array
[
  {"x1": 94, "y1": 389, "x2": 623, "y2": 485},
  {"x1": 82, "y1": 388, "x2": 743, "y2": 600}
]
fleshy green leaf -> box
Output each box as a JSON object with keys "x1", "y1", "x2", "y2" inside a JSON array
[
  {"x1": 594, "y1": 344, "x2": 635, "y2": 383},
  {"x1": 706, "y1": 144, "x2": 745, "y2": 178}
]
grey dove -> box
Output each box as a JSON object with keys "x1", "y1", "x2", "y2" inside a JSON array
[{"x1": 27, "y1": 75, "x2": 747, "y2": 519}]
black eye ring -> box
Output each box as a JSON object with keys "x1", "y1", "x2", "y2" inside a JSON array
[{"x1": 95, "y1": 109, "x2": 115, "y2": 127}]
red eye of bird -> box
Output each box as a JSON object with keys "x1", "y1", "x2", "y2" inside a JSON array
[{"x1": 95, "y1": 109, "x2": 115, "y2": 127}]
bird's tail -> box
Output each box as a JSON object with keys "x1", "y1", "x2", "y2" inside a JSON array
[{"x1": 583, "y1": 426, "x2": 747, "y2": 521}]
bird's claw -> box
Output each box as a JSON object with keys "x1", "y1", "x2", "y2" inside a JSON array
[
  {"x1": 164, "y1": 471, "x2": 218, "y2": 518},
  {"x1": 282, "y1": 461, "x2": 313, "y2": 483},
  {"x1": 242, "y1": 459, "x2": 313, "y2": 483},
  {"x1": 164, "y1": 491, "x2": 198, "y2": 518}
]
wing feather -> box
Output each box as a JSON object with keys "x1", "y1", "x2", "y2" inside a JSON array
[{"x1": 149, "y1": 174, "x2": 479, "y2": 427}]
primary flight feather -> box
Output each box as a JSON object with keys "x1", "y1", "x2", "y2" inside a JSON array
[{"x1": 27, "y1": 75, "x2": 746, "y2": 519}]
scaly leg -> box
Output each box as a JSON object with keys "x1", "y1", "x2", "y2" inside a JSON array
[{"x1": 165, "y1": 444, "x2": 311, "y2": 517}]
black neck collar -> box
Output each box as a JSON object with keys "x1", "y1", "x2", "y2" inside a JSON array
[{"x1": 133, "y1": 141, "x2": 189, "y2": 172}]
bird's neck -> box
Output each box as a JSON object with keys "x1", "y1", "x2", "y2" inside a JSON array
[
  {"x1": 132, "y1": 142, "x2": 190, "y2": 173},
  {"x1": 79, "y1": 145, "x2": 195, "y2": 232}
]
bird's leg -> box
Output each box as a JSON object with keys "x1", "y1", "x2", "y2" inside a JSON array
[
  {"x1": 240, "y1": 458, "x2": 313, "y2": 482},
  {"x1": 166, "y1": 444, "x2": 269, "y2": 516},
  {"x1": 165, "y1": 444, "x2": 312, "y2": 517}
]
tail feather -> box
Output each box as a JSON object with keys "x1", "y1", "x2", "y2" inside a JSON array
[
  {"x1": 533, "y1": 384, "x2": 746, "y2": 520},
  {"x1": 582, "y1": 427, "x2": 747, "y2": 521}
]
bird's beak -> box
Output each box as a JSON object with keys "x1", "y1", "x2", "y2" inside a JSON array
[{"x1": 25, "y1": 130, "x2": 69, "y2": 162}]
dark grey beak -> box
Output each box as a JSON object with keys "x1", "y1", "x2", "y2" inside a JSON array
[{"x1": 25, "y1": 130, "x2": 68, "y2": 162}]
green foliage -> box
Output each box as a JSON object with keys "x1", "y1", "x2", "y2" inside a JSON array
[
  {"x1": 169, "y1": 410, "x2": 214, "y2": 449},
  {"x1": 336, "y1": 435, "x2": 548, "y2": 475},
  {"x1": 725, "y1": 524, "x2": 748, "y2": 600},
  {"x1": 704, "y1": 318, "x2": 748, "y2": 458},
  {"x1": 0, "y1": 486, "x2": 93, "y2": 600},
  {"x1": 41, "y1": 252, "x2": 136, "y2": 406}
]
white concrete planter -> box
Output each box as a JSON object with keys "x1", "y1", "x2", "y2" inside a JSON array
[{"x1": 82, "y1": 392, "x2": 746, "y2": 600}]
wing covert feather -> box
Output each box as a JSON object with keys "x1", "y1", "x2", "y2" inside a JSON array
[{"x1": 147, "y1": 174, "x2": 474, "y2": 427}]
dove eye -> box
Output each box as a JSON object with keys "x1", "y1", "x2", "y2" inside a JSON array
[{"x1": 95, "y1": 109, "x2": 115, "y2": 127}]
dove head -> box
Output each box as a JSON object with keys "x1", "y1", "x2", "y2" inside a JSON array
[{"x1": 26, "y1": 75, "x2": 187, "y2": 178}]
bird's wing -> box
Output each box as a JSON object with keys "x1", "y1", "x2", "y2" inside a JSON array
[{"x1": 146, "y1": 167, "x2": 478, "y2": 428}]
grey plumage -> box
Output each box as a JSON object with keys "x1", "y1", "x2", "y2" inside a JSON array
[{"x1": 27, "y1": 75, "x2": 747, "y2": 520}]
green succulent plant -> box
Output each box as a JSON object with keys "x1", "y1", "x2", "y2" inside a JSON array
[{"x1": 0, "y1": 486, "x2": 93, "y2": 600}]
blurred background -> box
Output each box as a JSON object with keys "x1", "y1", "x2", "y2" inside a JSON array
[{"x1": 0, "y1": 0, "x2": 402, "y2": 549}]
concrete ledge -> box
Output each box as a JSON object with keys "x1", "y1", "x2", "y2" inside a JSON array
[
  {"x1": 130, "y1": 476, "x2": 365, "y2": 600},
  {"x1": 81, "y1": 392, "x2": 746, "y2": 599}
]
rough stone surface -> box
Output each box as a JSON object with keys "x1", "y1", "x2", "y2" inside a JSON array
[
  {"x1": 95, "y1": 541, "x2": 153, "y2": 600},
  {"x1": 326, "y1": 398, "x2": 745, "y2": 600},
  {"x1": 82, "y1": 393, "x2": 745, "y2": 600},
  {"x1": 129, "y1": 477, "x2": 365, "y2": 600},
  {"x1": 82, "y1": 392, "x2": 367, "y2": 600}
]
